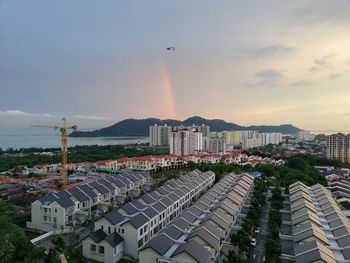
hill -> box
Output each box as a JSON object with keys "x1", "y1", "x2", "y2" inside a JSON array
[{"x1": 70, "y1": 116, "x2": 301, "y2": 137}]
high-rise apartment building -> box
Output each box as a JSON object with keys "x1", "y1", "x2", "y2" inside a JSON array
[
  {"x1": 327, "y1": 133, "x2": 350, "y2": 164},
  {"x1": 170, "y1": 129, "x2": 204, "y2": 156},
  {"x1": 222, "y1": 131, "x2": 241, "y2": 146},
  {"x1": 203, "y1": 134, "x2": 226, "y2": 153},
  {"x1": 149, "y1": 124, "x2": 171, "y2": 147}
]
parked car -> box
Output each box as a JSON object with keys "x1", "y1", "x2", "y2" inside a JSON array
[
  {"x1": 251, "y1": 238, "x2": 257, "y2": 247},
  {"x1": 254, "y1": 227, "x2": 260, "y2": 234}
]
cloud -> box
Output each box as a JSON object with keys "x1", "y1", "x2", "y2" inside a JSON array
[
  {"x1": 309, "y1": 53, "x2": 336, "y2": 72},
  {"x1": 72, "y1": 115, "x2": 112, "y2": 120},
  {"x1": 254, "y1": 45, "x2": 295, "y2": 58},
  {"x1": 0, "y1": 110, "x2": 27, "y2": 116},
  {"x1": 329, "y1": 73, "x2": 341, "y2": 80},
  {"x1": 242, "y1": 69, "x2": 285, "y2": 88},
  {"x1": 0, "y1": 110, "x2": 55, "y2": 117},
  {"x1": 289, "y1": 80, "x2": 311, "y2": 87},
  {"x1": 287, "y1": 1, "x2": 350, "y2": 26},
  {"x1": 233, "y1": 44, "x2": 295, "y2": 59}
]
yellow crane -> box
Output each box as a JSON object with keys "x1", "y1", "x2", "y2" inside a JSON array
[{"x1": 31, "y1": 118, "x2": 78, "y2": 189}]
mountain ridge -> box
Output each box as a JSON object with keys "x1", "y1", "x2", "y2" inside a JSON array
[{"x1": 70, "y1": 116, "x2": 301, "y2": 137}]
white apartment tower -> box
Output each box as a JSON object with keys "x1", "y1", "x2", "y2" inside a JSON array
[
  {"x1": 170, "y1": 129, "x2": 204, "y2": 156},
  {"x1": 327, "y1": 133, "x2": 350, "y2": 164},
  {"x1": 170, "y1": 129, "x2": 191, "y2": 156},
  {"x1": 149, "y1": 124, "x2": 171, "y2": 147}
]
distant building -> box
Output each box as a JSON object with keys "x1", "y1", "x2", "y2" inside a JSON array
[
  {"x1": 203, "y1": 134, "x2": 226, "y2": 153},
  {"x1": 149, "y1": 125, "x2": 171, "y2": 147},
  {"x1": 0, "y1": 182, "x2": 25, "y2": 202},
  {"x1": 326, "y1": 133, "x2": 350, "y2": 164},
  {"x1": 174, "y1": 124, "x2": 210, "y2": 137},
  {"x1": 296, "y1": 130, "x2": 315, "y2": 142},
  {"x1": 170, "y1": 129, "x2": 203, "y2": 156},
  {"x1": 222, "y1": 131, "x2": 241, "y2": 146},
  {"x1": 242, "y1": 134, "x2": 262, "y2": 150},
  {"x1": 241, "y1": 132, "x2": 282, "y2": 150}
]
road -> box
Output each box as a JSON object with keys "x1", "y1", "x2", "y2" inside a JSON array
[{"x1": 247, "y1": 192, "x2": 271, "y2": 263}]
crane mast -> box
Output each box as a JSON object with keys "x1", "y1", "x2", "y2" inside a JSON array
[{"x1": 31, "y1": 118, "x2": 77, "y2": 189}]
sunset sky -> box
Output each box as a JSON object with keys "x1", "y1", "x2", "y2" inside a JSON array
[{"x1": 1, "y1": 0, "x2": 350, "y2": 130}]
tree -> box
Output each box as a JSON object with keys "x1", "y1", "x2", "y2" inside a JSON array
[
  {"x1": 0, "y1": 240, "x2": 15, "y2": 263},
  {"x1": 52, "y1": 236, "x2": 66, "y2": 253},
  {"x1": 225, "y1": 250, "x2": 245, "y2": 263},
  {"x1": 231, "y1": 230, "x2": 250, "y2": 255}
]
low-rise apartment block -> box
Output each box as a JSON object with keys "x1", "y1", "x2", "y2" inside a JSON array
[
  {"x1": 139, "y1": 172, "x2": 254, "y2": 263},
  {"x1": 27, "y1": 171, "x2": 151, "y2": 232},
  {"x1": 82, "y1": 170, "x2": 215, "y2": 262}
]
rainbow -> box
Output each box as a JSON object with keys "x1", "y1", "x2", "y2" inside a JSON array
[{"x1": 160, "y1": 59, "x2": 177, "y2": 119}]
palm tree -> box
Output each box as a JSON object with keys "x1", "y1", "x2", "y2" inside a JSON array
[{"x1": 0, "y1": 240, "x2": 15, "y2": 263}]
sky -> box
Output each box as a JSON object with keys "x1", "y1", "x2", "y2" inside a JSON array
[{"x1": 1, "y1": 0, "x2": 350, "y2": 131}]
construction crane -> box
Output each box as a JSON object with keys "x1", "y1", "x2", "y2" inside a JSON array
[{"x1": 31, "y1": 118, "x2": 77, "y2": 189}]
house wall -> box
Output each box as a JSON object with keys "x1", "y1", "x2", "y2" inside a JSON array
[
  {"x1": 122, "y1": 223, "x2": 139, "y2": 259},
  {"x1": 138, "y1": 248, "x2": 161, "y2": 263},
  {"x1": 172, "y1": 252, "x2": 201, "y2": 263},
  {"x1": 82, "y1": 237, "x2": 123, "y2": 263}
]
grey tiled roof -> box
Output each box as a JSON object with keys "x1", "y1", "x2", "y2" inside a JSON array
[
  {"x1": 105, "y1": 210, "x2": 125, "y2": 225},
  {"x1": 55, "y1": 196, "x2": 74, "y2": 208},
  {"x1": 122, "y1": 203, "x2": 138, "y2": 215},
  {"x1": 130, "y1": 200, "x2": 146, "y2": 210},
  {"x1": 88, "y1": 181, "x2": 109, "y2": 195},
  {"x1": 159, "y1": 197, "x2": 172, "y2": 207},
  {"x1": 38, "y1": 193, "x2": 57, "y2": 203},
  {"x1": 79, "y1": 184, "x2": 98, "y2": 198},
  {"x1": 88, "y1": 229, "x2": 106, "y2": 243},
  {"x1": 68, "y1": 188, "x2": 90, "y2": 202},
  {"x1": 143, "y1": 234, "x2": 174, "y2": 255},
  {"x1": 172, "y1": 240, "x2": 210, "y2": 263},
  {"x1": 153, "y1": 202, "x2": 167, "y2": 213},
  {"x1": 162, "y1": 225, "x2": 183, "y2": 239},
  {"x1": 105, "y1": 232, "x2": 124, "y2": 247},
  {"x1": 126, "y1": 213, "x2": 149, "y2": 228},
  {"x1": 143, "y1": 207, "x2": 158, "y2": 219},
  {"x1": 141, "y1": 194, "x2": 156, "y2": 204}
]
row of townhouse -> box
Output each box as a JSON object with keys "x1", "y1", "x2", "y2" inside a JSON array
[
  {"x1": 82, "y1": 170, "x2": 216, "y2": 262},
  {"x1": 97, "y1": 153, "x2": 283, "y2": 172},
  {"x1": 27, "y1": 171, "x2": 151, "y2": 232},
  {"x1": 139, "y1": 172, "x2": 254, "y2": 263},
  {"x1": 287, "y1": 181, "x2": 350, "y2": 263}
]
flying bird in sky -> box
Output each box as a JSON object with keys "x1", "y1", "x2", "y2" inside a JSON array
[{"x1": 166, "y1": 47, "x2": 175, "y2": 51}]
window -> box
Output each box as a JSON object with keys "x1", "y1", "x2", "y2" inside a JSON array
[
  {"x1": 138, "y1": 239, "x2": 143, "y2": 248},
  {"x1": 122, "y1": 229, "x2": 124, "y2": 234},
  {"x1": 99, "y1": 246, "x2": 105, "y2": 254},
  {"x1": 108, "y1": 226, "x2": 111, "y2": 234},
  {"x1": 114, "y1": 247, "x2": 117, "y2": 255},
  {"x1": 140, "y1": 228, "x2": 143, "y2": 235},
  {"x1": 55, "y1": 208, "x2": 57, "y2": 213},
  {"x1": 101, "y1": 225, "x2": 104, "y2": 230},
  {"x1": 90, "y1": 244, "x2": 96, "y2": 252}
]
